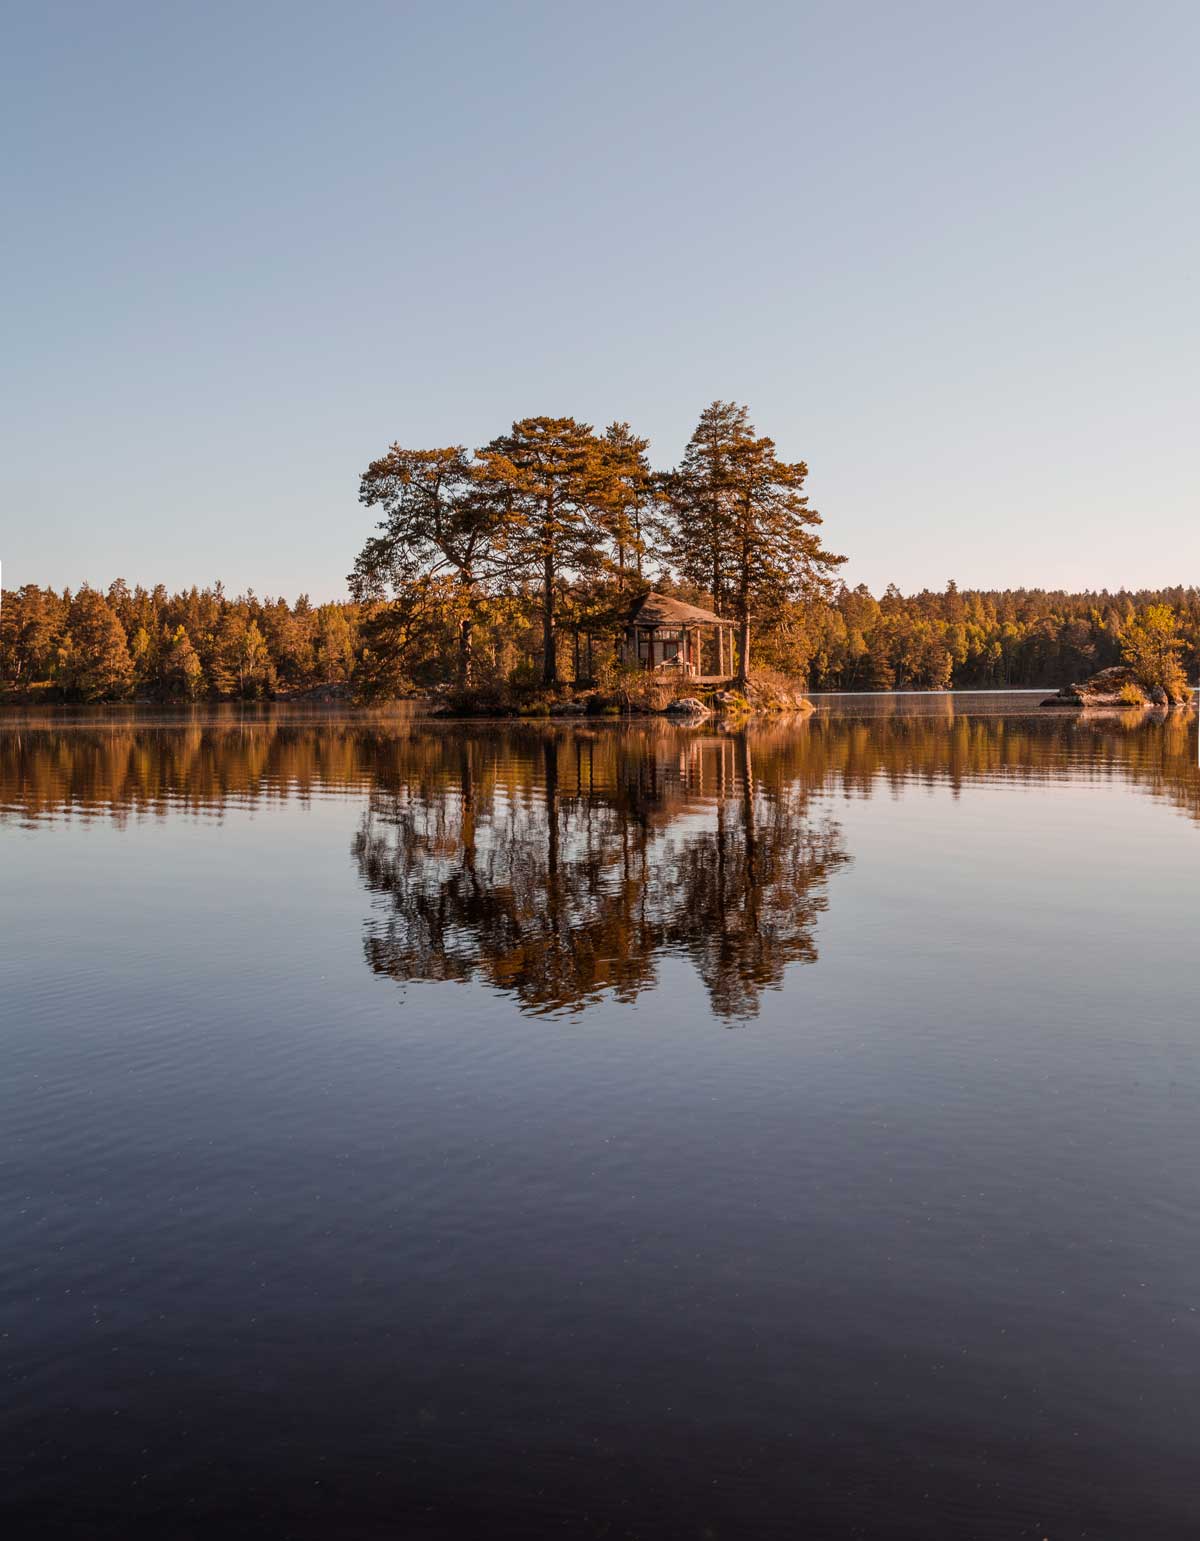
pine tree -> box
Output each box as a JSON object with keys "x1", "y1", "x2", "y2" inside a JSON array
[
  {"x1": 669, "y1": 403, "x2": 844, "y2": 683},
  {"x1": 211, "y1": 611, "x2": 274, "y2": 697},
  {"x1": 63, "y1": 588, "x2": 134, "y2": 701},
  {"x1": 596, "y1": 422, "x2": 654, "y2": 590},
  {"x1": 129, "y1": 624, "x2": 155, "y2": 691},
  {"x1": 666, "y1": 400, "x2": 748, "y2": 616},
  {"x1": 315, "y1": 605, "x2": 355, "y2": 681},
  {"x1": 0, "y1": 585, "x2": 64, "y2": 686},
  {"x1": 354, "y1": 445, "x2": 501, "y2": 687},
  {"x1": 476, "y1": 417, "x2": 613, "y2": 685},
  {"x1": 164, "y1": 625, "x2": 205, "y2": 699}
]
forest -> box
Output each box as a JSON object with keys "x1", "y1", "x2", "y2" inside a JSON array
[
  {"x1": 2, "y1": 401, "x2": 1197, "y2": 703},
  {"x1": 4, "y1": 574, "x2": 1198, "y2": 705}
]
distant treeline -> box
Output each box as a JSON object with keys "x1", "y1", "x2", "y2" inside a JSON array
[
  {"x1": 1, "y1": 576, "x2": 1197, "y2": 702},
  {"x1": 0, "y1": 582, "x2": 359, "y2": 702},
  {"x1": 795, "y1": 582, "x2": 1200, "y2": 692}
]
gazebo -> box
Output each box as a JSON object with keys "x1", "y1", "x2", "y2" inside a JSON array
[{"x1": 622, "y1": 592, "x2": 737, "y2": 682}]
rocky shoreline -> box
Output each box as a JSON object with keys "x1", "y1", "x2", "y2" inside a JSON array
[
  {"x1": 432, "y1": 674, "x2": 816, "y2": 722},
  {"x1": 1041, "y1": 665, "x2": 1192, "y2": 710}
]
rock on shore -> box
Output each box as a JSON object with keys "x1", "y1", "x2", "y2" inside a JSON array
[{"x1": 1041, "y1": 666, "x2": 1170, "y2": 708}]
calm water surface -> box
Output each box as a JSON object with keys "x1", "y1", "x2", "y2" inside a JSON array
[{"x1": 2, "y1": 698, "x2": 1199, "y2": 1538}]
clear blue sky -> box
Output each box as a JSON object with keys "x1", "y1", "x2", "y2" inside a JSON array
[{"x1": 3, "y1": 0, "x2": 1196, "y2": 600}]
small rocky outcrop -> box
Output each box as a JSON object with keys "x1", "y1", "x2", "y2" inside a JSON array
[
  {"x1": 1041, "y1": 666, "x2": 1167, "y2": 709},
  {"x1": 666, "y1": 696, "x2": 711, "y2": 718}
]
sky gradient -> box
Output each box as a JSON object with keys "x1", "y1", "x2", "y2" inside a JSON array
[{"x1": 3, "y1": 0, "x2": 1197, "y2": 600}]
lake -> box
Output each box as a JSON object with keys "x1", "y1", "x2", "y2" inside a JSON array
[{"x1": 2, "y1": 697, "x2": 1199, "y2": 1538}]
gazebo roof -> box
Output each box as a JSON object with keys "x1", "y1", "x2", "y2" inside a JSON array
[{"x1": 626, "y1": 591, "x2": 734, "y2": 628}]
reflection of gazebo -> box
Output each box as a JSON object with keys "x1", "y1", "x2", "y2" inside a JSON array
[{"x1": 622, "y1": 592, "x2": 737, "y2": 682}]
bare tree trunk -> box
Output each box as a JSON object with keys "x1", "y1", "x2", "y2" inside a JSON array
[
  {"x1": 542, "y1": 553, "x2": 556, "y2": 685},
  {"x1": 457, "y1": 572, "x2": 475, "y2": 689},
  {"x1": 737, "y1": 615, "x2": 751, "y2": 687},
  {"x1": 458, "y1": 616, "x2": 472, "y2": 688}
]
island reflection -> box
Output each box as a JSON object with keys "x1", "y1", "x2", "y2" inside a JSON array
[
  {"x1": 354, "y1": 728, "x2": 848, "y2": 1021},
  {"x1": 3, "y1": 708, "x2": 1198, "y2": 1021},
  {"x1": 3, "y1": 708, "x2": 1197, "y2": 826}
]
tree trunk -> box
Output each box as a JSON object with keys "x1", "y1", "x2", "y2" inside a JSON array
[
  {"x1": 542, "y1": 554, "x2": 556, "y2": 685},
  {"x1": 458, "y1": 616, "x2": 473, "y2": 689},
  {"x1": 737, "y1": 615, "x2": 751, "y2": 687}
]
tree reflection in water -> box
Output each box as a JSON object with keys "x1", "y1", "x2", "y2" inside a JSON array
[
  {"x1": 3, "y1": 707, "x2": 1197, "y2": 1018},
  {"x1": 353, "y1": 727, "x2": 850, "y2": 1022}
]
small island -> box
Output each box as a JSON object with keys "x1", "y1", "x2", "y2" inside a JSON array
[
  {"x1": 2, "y1": 406, "x2": 1197, "y2": 713},
  {"x1": 1041, "y1": 606, "x2": 1193, "y2": 708}
]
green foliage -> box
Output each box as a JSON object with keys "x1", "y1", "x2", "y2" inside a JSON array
[
  {"x1": 61, "y1": 589, "x2": 133, "y2": 702},
  {"x1": 349, "y1": 401, "x2": 846, "y2": 693},
  {"x1": 476, "y1": 416, "x2": 623, "y2": 685},
  {"x1": 1, "y1": 581, "x2": 363, "y2": 703},
  {"x1": 597, "y1": 421, "x2": 656, "y2": 589},
  {"x1": 778, "y1": 585, "x2": 1200, "y2": 695},
  {"x1": 1119, "y1": 604, "x2": 1190, "y2": 702},
  {"x1": 6, "y1": 576, "x2": 1198, "y2": 707},
  {"x1": 609, "y1": 665, "x2": 680, "y2": 714},
  {"x1": 164, "y1": 625, "x2": 205, "y2": 700},
  {"x1": 664, "y1": 401, "x2": 845, "y2": 680},
  {"x1": 353, "y1": 444, "x2": 501, "y2": 687}
]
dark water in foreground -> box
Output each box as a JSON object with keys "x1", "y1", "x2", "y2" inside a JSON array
[{"x1": 2, "y1": 698, "x2": 1199, "y2": 1539}]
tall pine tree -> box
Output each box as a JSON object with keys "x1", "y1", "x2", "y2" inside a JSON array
[
  {"x1": 353, "y1": 445, "x2": 501, "y2": 686},
  {"x1": 669, "y1": 402, "x2": 844, "y2": 683},
  {"x1": 476, "y1": 417, "x2": 613, "y2": 685}
]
